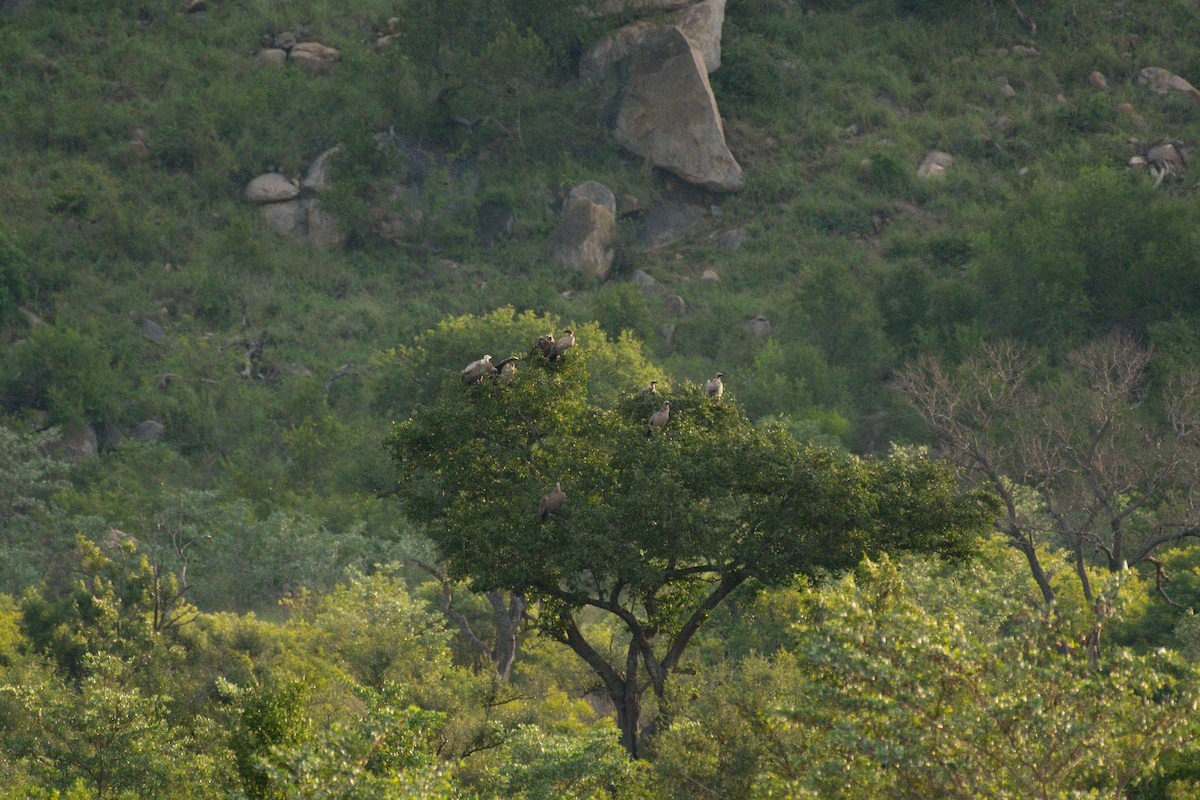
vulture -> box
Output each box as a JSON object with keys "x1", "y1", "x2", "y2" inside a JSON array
[
  {"x1": 462, "y1": 354, "x2": 494, "y2": 385},
  {"x1": 539, "y1": 482, "x2": 566, "y2": 520},
  {"x1": 704, "y1": 373, "x2": 725, "y2": 399},
  {"x1": 498, "y1": 358, "x2": 518, "y2": 385},
  {"x1": 536, "y1": 333, "x2": 555, "y2": 358},
  {"x1": 462, "y1": 354, "x2": 519, "y2": 385},
  {"x1": 648, "y1": 400, "x2": 670, "y2": 434},
  {"x1": 639, "y1": 379, "x2": 658, "y2": 396},
  {"x1": 548, "y1": 329, "x2": 575, "y2": 361}
]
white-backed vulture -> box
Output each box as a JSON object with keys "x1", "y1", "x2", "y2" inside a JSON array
[
  {"x1": 648, "y1": 400, "x2": 670, "y2": 433},
  {"x1": 539, "y1": 482, "x2": 566, "y2": 520},
  {"x1": 548, "y1": 329, "x2": 574, "y2": 361},
  {"x1": 498, "y1": 359, "x2": 518, "y2": 385},
  {"x1": 462, "y1": 354, "x2": 494, "y2": 385},
  {"x1": 639, "y1": 379, "x2": 658, "y2": 396},
  {"x1": 704, "y1": 373, "x2": 724, "y2": 399},
  {"x1": 536, "y1": 333, "x2": 555, "y2": 358}
]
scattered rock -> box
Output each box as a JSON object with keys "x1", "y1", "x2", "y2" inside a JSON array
[
  {"x1": 139, "y1": 318, "x2": 166, "y2": 344},
  {"x1": 1011, "y1": 45, "x2": 1040, "y2": 58},
  {"x1": 246, "y1": 173, "x2": 300, "y2": 203},
  {"x1": 301, "y1": 146, "x2": 339, "y2": 193},
  {"x1": 273, "y1": 31, "x2": 298, "y2": 51},
  {"x1": 1088, "y1": 70, "x2": 1108, "y2": 90},
  {"x1": 633, "y1": 269, "x2": 668, "y2": 296},
  {"x1": 289, "y1": 41, "x2": 340, "y2": 73},
  {"x1": 717, "y1": 227, "x2": 749, "y2": 250},
  {"x1": 1137, "y1": 67, "x2": 1200, "y2": 100},
  {"x1": 745, "y1": 314, "x2": 771, "y2": 337},
  {"x1": 638, "y1": 201, "x2": 705, "y2": 248},
  {"x1": 998, "y1": 79, "x2": 1017, "y2": 98},
  {"x1": 477, "y1": 201, "x2": 514, "y2": 248},
  {"x1": 663, "y1": 294, "x2": 687, "y2": 316},
  {"x1": 564, "y1": 180, "x2": 617, "y2": 217},
  {"x1": 700, "y1": 268, "x2": 720, "y2": 283},
  {"x1": 185, "y1": 0, "x2": 206, "y2": 13},
  {"x1": 256, "y1": 48, "x2": 287, "y2": 67},
  {"x1": 609, "y1": 27, "x2": 744, "y2": 192},
  {"x1": 917, "y1": 151, "x2": 954, "y2": 179},
  {"x1": 132, "y1": 420, "x2": 166, "y2": 443},
  {"x1": 550, "y1": 197, "x2": 617, "y2": 279},
  {"x1": 991, "y1": 115, "x2": 1015, "y2": 134}
]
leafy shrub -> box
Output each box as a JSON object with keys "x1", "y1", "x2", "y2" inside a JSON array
[{"x1": 1, "y1": 324, "x2": 120, "y2": 426}]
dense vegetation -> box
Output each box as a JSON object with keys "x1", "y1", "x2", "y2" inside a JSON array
[{"x1": 2, "y1": 0, "x2": 1200, "y2": 796}]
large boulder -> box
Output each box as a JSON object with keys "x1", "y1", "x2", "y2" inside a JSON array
[
  {"x1": 259, "y1": 200, "x2": 308, "y2": 238},
  {"x1": 1137, "y1": 67, "x2": 1200, "y2": 100},
  {"x1": 608, "y1": 27, "x2": 744, "y2": 192},
  {"x1": 301, "y1": 146, "x2": 339, "y2": 193},
  {"x1": 245, "y1": 173, "x2": 300, "y2": 203},
  {"x1": 550, "y1": 197, "x2": 617, "y2": 279},
  {"x1": 564, "y1": 180, "x2": 617, "y2": 217},
  {"x1": 289, "y1": 41, "x2": 340, "y2": 73},
  {"x1": 583, "y1": 0, "x2": 726, "y2": 81}
]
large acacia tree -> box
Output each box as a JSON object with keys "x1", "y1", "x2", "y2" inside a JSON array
[{"x1": 389, "y1": 328, "x2": 994, "y2": 757}]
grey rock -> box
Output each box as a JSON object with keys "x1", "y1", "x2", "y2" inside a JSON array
[
  {"x1": 633, "y1": 269, "x2": 668, "y2": 295},
  {"x1": 132, "y1": 420, "x2": 166, "y2": 443},
  {"x1": 274, "y1": 31, "x2": 298, "y2": 50},
  {"x1": 246, "y1": 173, "x2": 300, "y2": 203},
  {"x1": 717, "y1": 227, "x2": 749, "y2": 250},
  {"x1": 139, "y1": 318, "x2": 167, "y2": 344},
  {"x1": 550, "y1": 197, "x2": 617, "y2": 279},
  {"x1": 660, "y1": 322, "x2": 677, "y2": 346},
  {"x1": 1089, "y1": 70, "x2": 1108, "y2": 90},
  {"x1": 301, "y1": 146, "x2": 339, "y2": 193},
  {"x1": 256, "y1": 49, "x2": 288, "y2": 67},
  {"x1": 565, "y1": 180, "x2": 617, "y2": 217},
  {"x1": 745, "y1": 314, "x2": 771, "y2": 337},
  {"x1": 917, "y1": 151, "x2": 954, "y2": 179},
  {"x1": 289, "y1": 41, "x2": 340, "y2": 73},
  {"x1": 54, "y1": 425, "x2": 98, "y2": 461},
  {"x1": 259, "y1": 200, "x2": 308, "y2": 238},
  {"x1": 1138, "y1": 67, "x2": 1200, "y2": 100},
  {"x1": 638, "y1": 201, "x2": 705, "y2": 248},
  {"x1": 700, "y1": 268, "x2": 720, "y2": 283},
  {"x1": 609, "y1": 27, "x2": 744, "y2": 192},
  {"x1": 663, "y1": 294, "x2": 687, "y2": 316}
]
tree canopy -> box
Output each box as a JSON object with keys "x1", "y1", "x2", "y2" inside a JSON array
[{"x1": 389, "y1": 321, "x2": 997, "y2": 756}]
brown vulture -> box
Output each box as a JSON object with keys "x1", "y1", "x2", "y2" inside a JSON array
[
  {"x1": 548, "y1": 329, "x2": 575, "y2": 361},
  {"x1": 704, "y1": 373, "x2": 724, "y2": 399},
  {"x1": 639, "y1": 379, "x2": 658, "y2": 396},
  {"x1": 536, "y1": 333, "x2": 555, "y2": 358},
  {"x1": 648, "y1": 400, "x2": 670, "y2": 434},
  {"x1": 539, "y1": 482, "x2": 566, "y2": 520}
]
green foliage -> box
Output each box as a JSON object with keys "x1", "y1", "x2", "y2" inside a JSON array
[
  {"x1": 0, "y1": 229, "x2": 28, "y2": 329},
  {"x1": 1, "y1": 323, "x2": 121, "y2": 426}
]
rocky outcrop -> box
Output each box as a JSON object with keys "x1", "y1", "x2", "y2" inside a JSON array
[
  {"x1": 1137, "y1": 67, "x2": 1200, "y2": 101},
  {"x1": 255, "y1": 32, "x2": 340, "y2": 73},
  {"x1": 609, "y1": 27, "x2": 744, "y2": 192},
  {"x1": 246, "y1": 150, "x2": 343, "y2": 248},
  {"x1": 550, "y1": 197, "x2": 617, "y2": 278},
  {"x1": 596, "y1": 0, "x2": 693, "y2": 14},
  {"x1": 583, "y1": 0, "x2": 726, "y2": 81}
]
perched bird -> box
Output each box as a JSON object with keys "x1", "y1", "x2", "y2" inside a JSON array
[
  {"x1": 536, "y1": 333, "x2": 555, "y2": 358},
  {"x1": 498, "y1": 358, "x2": 518, "y2": 385},
  {"x1": 704, "y1": 373, "x2": 724, "y2": 399},
  {"x1": 462, "y1": 354, "x2": 494, "y2": 385},
  {"x1": 548, "y1": 329, "x2": 575, "y2": 361},
  {"x1": 648, "y1": 400, "x2": 670, "y2": 434},
  {"x1": 639, "y1": 379, "x2": 658, "y2": 396},
  {"x1": 539, "y1": 482, "x2": 566, "y2": 520}
]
